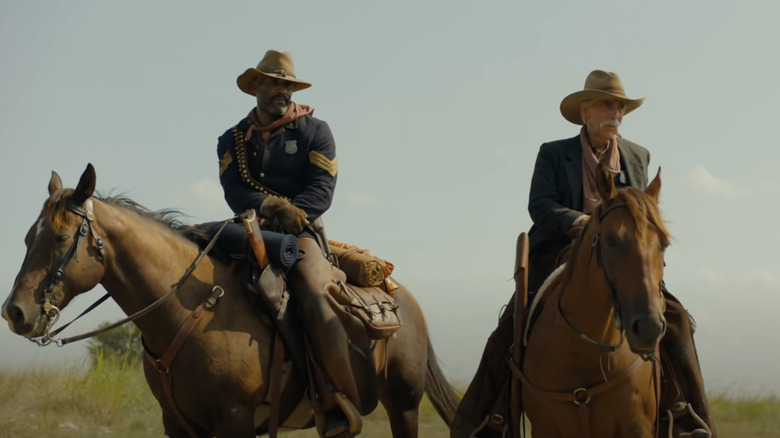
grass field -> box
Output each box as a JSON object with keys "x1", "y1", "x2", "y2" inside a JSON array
[{"x1": 0, "y1": 360, "x2": 777, "y2": 437}]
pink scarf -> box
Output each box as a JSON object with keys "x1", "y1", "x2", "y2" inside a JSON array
[
  {"x1": 245, "y1": 102, "x2": 314, "y2": 142},
  {"x1": 580, "y1": 127, "x2": 621, "y2": 215}
]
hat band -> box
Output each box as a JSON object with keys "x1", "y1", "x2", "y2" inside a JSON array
[{"x1": 264, "y1": 69, "x2": 296, "y2": 79}]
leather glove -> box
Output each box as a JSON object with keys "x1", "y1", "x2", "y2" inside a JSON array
[
  {"x1": 276, "y1": 203, "x2": 309, "y2": 234},
  {"x1": 566, "y1": 215, "x2": 590, "y2": 240},
  {"x1": 258, "y1": 196, "x2": 290, "y2": 219}
]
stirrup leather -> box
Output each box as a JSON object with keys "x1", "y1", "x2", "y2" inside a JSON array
[
  {"x1": 468, "y1": 413, "x2": 508, "y2": 438},
  {"x1": 664, "y1": 401, "x2": 712, "y2": 438}
]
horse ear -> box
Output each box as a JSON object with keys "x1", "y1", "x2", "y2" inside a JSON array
[
  {"x1": 596, "y1": 157, "x2": 617, "y2": 201},
  {"x1": 646, "y1": 167, "x2": 661, "y2": 203},
  {"x1": 48, "y1": 171, "x2": 63, "y2": 196},
  {"x1": 72, "y1": 163, "x2": 96, "y2": 205}
]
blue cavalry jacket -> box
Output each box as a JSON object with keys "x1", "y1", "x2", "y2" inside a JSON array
[{"x1": 217, "y1": 112, "x2": 338, "y2": 222}]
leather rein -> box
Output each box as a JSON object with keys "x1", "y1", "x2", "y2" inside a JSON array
[
  {"x1": 558, "y1": 200, "x2": 662, "y2": 359},
  {"x1": 556, "y1": 201, "x2": 631, "y2": 353},
  {"x1": 31, "y1": 196, "x2": 237, "y2": 347},
  {"x1": 517, "y1": 200, "x2": 663, "y2": 438}
]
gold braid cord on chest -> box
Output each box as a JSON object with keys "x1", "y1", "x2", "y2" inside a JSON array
[{"x1": 232, "y1": 126, "x2": 289, "y2": 201}]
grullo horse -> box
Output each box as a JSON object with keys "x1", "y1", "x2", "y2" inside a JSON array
[{"x1": 2, "y1": 164, "x2": 459, "y2": 438}]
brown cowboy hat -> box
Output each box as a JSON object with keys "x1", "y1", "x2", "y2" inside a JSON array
[
  {"x1": 237, "y1": 50, "x2": 312, "y2": 96},
  {"x1": 559, "y1": 70, "x2": 645, "y2": 125}
]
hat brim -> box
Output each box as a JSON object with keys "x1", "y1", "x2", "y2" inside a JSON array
[
  {"x1": 560, "y1": 90, "x2": 644, "y2": 125},
  {"x1": 237, "y1": 68, "x2": 312, "y2": 96}
]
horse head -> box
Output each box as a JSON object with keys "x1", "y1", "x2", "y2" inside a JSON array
[
  {"x1": 2, "y1": 164, "x2": 106, "y2": 341},
  {"x1": 589, "y1": 158, "x2": 670, "y2": 355}
]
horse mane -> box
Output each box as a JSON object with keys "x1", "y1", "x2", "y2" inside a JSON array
[
  {"x1": 562, "y1": 185, "x2": 672, "y2": 271},
  {"x1": 44, "y1": 189, "x2": 193, "y2": 238},
  {"x1": 619, "y1": 186, "x2": 671, "y2": 247},
  {"x1": 99, "y1": 193, "x2": 192, "y2": 233}
]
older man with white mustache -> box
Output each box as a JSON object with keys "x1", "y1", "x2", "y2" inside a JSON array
[{"x1": 452, "y1": 70, "x2": 716, "y2": 438}]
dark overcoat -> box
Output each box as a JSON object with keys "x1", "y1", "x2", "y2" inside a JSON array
[{"x1": 526, "y1": 134, "x2": 650, "y2": 291}]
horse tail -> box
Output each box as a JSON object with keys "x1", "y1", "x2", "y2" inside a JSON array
[{"x1": 424, "y1": 333, "x2": 461, "y2": 427}]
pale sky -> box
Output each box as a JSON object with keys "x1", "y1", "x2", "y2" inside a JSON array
[{"x1": 2, "y1": 1, "x2": 779, "y2": 397}]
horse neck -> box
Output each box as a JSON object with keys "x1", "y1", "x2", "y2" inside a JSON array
[
  {"x1": 558, "y1": 243, "x2": 623, "y2": 348},
  {"x1": 93, "y1": 201, "x2": 225, "y2": 338}
]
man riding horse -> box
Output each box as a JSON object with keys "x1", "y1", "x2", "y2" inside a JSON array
[
  {"x1": 452, "y1": 70, "x2": 715, "y2": 438},
  {"x1": 216, "y1": 50, "x2": 355, "y2": 438}
]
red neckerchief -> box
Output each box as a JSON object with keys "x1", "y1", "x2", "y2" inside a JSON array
[{"x1": 245, "y1": 102, "x2": 314, "y2": 142}]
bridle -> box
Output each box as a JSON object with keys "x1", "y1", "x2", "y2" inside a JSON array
[
  {"x1": 557, "y1": 200, "x2": 660, "y2": 360},
  {"x1": 31, "y1": 196, "x2": 235, "y2": 347},
  {"x1": 34, "y1": 198, "x2": 106, "y2": 346},
  {"x1": 515, "y1": 199, "x2": 665, "y2": 438}
]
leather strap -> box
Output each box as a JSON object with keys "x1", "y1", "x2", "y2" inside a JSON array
[
  {"x1": 54, "y1": 215, "x2": 236, "y2": 346},
  {"x1": 510, "y1": 355, "x2": 646, "y2": 438},
  {"x1": 654, "y1": 351, "x2": 662, "y2": 438},
  {"x1": 158, "y1": 286, "x2": 224, "y2": 370},
  {"x1": 143, "y1": 261, "x2": 237, "y2": 438},
  {"x1": 160, "y1": 369, "x2": 199, "y2": 438},
  {"x1": 268, "y1": 332, "x2": 285, "y2": 438}
]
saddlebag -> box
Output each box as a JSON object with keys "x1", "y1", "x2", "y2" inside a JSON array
[{"x1": 327, "y1": 280, "x2": 402, "y2": 339}]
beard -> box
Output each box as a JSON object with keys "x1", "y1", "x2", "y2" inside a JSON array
[
  {"x1": 267, "y1": 102, "x2": 289, "y2": 116},
  {"x1": 259, "y1": 94, "x2": 291, "y2": 116}
]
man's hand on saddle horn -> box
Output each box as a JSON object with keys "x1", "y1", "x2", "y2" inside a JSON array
[
  {"x1": 567, "y1": 214, "x2": 590, "y2": 240},
  {"x1": 259, "y1": 196, "x2": 309, "y2": 235}
]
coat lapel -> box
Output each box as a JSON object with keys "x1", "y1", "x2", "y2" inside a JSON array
[
  {"x1": 617, "y1": 139, "x2": 646, "y2": 189},
  {"x1": 563, "y1": 136, "x2": 583, "y2": 209}
]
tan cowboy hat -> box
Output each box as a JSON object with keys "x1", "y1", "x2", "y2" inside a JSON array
[
  {"x1": 559, "y1": 70, "x2": 645, "y2": 125},
  {"x1": 237, "y1": 50, "x2": 312, "y2": 96}
]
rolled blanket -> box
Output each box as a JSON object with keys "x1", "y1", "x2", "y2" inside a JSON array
[
  {"x1": 192, "y1": 222, "x2": 299, "y2": 270},
  {"x1": 261, "y1": 229, "x2": 299, "y2": 269},
  {"x1": 328, "y1": 240, "x2": 395, "y2": 288}
]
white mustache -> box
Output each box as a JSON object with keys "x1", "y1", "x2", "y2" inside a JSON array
[{"x1": 600, "y1": 119, "x2": 621, "y2": 128}]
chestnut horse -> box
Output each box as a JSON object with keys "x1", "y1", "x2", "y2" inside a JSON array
[
  {"x1": 2, "y1": 164, "x2": 459, "y2": 438},
  {"x1": 516, "y1": 164, "x2": 669, "y2": 437}
]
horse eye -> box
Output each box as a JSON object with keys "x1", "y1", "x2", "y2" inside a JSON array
[
  {"x1": 604, "y1": 235, "x2": 618, "y2": 247},
  {"x1": 56, "y1": 234, "x2": 70, "y2": 243}
]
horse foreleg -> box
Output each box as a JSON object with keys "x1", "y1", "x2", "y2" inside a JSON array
[
  {"x1": 212, "y1": 406, "x2": 258, "y2": 438},
  {"x1": 162, "y1": 408, "x2": 257, "y2": 438},
  {"x1": 162, "y1": 414, "x2": 207, "y2": 438}
]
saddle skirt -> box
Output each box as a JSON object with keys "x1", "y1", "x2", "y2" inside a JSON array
[{"x1": 524, "y1": 263, "x2": 566, "y2": 346}]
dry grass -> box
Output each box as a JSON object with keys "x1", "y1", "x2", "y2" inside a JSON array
[
  {"x1": 707, "y1": 391, "x2": 780, "y2": 438},
  {"x1": 0, "y1": 358, "x2": 162, "y2": 438},
  {"x1": 0, "y1": 362, "x2": 776, "y2": 437}
]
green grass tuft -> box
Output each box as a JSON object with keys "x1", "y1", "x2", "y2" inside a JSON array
[{"x1": 0, "y1": 362, "x2": 776, "y2": 437}]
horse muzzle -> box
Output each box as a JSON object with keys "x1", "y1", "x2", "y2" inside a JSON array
[
  {"x1": 2, "y1": 293, "x2": 51, "y2": 339},
  {"x1": 626, "y1": 314, "x2": 666, "y2": 355}
]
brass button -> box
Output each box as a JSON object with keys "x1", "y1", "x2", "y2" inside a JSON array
[{"x1": 259, "y1": 172, "x2": 265, "y2": 178}]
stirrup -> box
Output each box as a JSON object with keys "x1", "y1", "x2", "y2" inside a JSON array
[
  {"x1": 314, "y1": 392, "x2": 362, "y2": 438},
  {"x1": 665, "y1": 401, "x2": 711, "y2": 438},
  {"x1": 323, "y1": 409, "x2": 349, "y2": 438}
]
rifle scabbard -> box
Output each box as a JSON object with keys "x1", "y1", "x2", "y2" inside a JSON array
[{"x1": 243, "y1": 209, "x2": 270, "y2": 269}]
